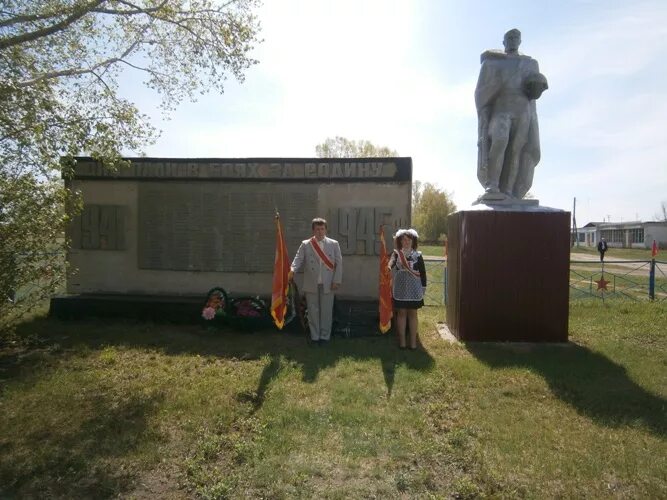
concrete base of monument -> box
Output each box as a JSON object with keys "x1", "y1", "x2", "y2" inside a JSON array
[
  {"x1": 446, "y1": 208, "x2": 570, "y2": 342},
  {"x1": 436, "y1": 322, "x2": 459, "y2": 343},
  {"x1": 473, "y1": 192, "x2": 540, "y2": 207},
  {"x1": 49, "y1": 294, "x2": 386, "y2": 337},
  {"x1": 50, "y1": 294, "x2": 205, "y2": 324}
]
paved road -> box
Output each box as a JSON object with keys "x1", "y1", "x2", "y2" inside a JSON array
[
  {"x1": 570, "y1": 253, "x2": 659, "y2": 277},
  {"x1": 570, "y1": 253, "x2": 636, "y2": 263},
  {"x1": 424, "y1": 253, "x2": 659, "y2": 274},
  {"x1": 425, "y1": 253, "x2": 643, "y2": 263}
]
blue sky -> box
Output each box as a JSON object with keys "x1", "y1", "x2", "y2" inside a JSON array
[{"x1": 130, "y1": 0, "x2": 667, "y2": 226}]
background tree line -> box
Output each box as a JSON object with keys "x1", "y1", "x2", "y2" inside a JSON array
[{"x1": 411, "y1": 180, "x2": 456, "y2": 244}]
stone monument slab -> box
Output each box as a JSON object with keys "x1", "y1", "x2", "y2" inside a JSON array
[{"x1": 62, "y1": 157, "x2": 412, "y2": 301}]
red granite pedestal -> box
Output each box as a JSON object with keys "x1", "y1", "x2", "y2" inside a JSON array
[{"x1": 446, "y1": 209, "x2": 570, "y2": 342}]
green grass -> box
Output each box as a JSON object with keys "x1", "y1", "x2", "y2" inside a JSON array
[
  {"x1": 420, "y1": 244, "x2": 447, "y2": 257},
  {"x1": 1, "y1": 303, "x2": 666, "y2": 498}
]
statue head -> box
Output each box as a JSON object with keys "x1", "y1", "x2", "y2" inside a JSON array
[{"x1": 503, "y1": 29, "x2": 521, "y2": 54}]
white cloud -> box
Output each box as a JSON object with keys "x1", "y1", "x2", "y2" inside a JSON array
[{"x1": 136, "y1": 0, "x2": 667, "y2": 224}]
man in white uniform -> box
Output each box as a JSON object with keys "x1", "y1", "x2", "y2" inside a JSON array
[{"x1": 289, "y1": 218, "x2": 343, "y2": 344}]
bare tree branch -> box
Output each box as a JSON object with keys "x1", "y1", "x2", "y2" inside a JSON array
[
  {"x1": 0, "y1": 8, "x2": 67, "y2": 28},
  {"x1": 0, "y1": 0, "x2": 106, "y2": 50},
  {"x1": 17, "y1": 37, "x2": 144, "y2": 87},
  {"x1": 91, "y1": 0, "x2": 168, "y2": 17}
]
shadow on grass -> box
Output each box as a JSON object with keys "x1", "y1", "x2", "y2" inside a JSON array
[
  {"x1": 0, "y1": 317, "x2": 432, "y2": 498},
  {"x1": 466, "y1": 342, "x2": 666, "y2": 437},
  {"x1": 0, "y1": 389, "x2": 163, "y2": 498},
  {"x1": 6, "y1": 315, "x2": 435, "y2": 402}
]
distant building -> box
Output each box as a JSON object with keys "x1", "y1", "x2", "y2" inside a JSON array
[{"x1": 574, "y1": 221, "x2": 667, "y2": 249}]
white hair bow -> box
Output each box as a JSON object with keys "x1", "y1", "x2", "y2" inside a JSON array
[{"x1": 394, "y1": 228, "x2": 419, "y2": 239}]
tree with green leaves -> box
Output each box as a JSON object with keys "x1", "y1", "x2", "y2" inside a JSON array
[
  {"x1": 0, "y1": 0, "x2": 262, "y2": 330},
  {"x1": 412, "y1": 182, "x2": 456, "y2": 243},
  {"x1": 0, "y1": 175, "x2": 79, "y2": 330},
  {"x1": 1, "y1": 0, "x2": 261, "y2": 176},
  {"x1": 315, "y1": 136, "x2": 398, "y2": 158}
]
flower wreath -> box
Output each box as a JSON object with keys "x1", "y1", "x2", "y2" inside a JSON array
[{"x1": 230, "y1": 296, "x2": 267, "y2": 318}]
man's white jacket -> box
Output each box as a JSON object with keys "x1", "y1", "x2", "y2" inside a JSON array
[{"x1": 291, "y1": 236, "x2": 343, "y2": 294}]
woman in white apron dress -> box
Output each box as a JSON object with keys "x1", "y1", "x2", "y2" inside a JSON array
[{"x1": 388, "y1": 228, "x2": 427, "y2": 349}]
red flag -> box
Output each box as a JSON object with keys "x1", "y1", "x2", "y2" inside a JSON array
[
  {"x1": 379, "y1": 225, "x2": 392, "y2": 333},
  {"x1": 652, "y1": 240, "x2": 659, "y2": 258},
  {"x1": 271, "y1": 213, "x2": 291, "y2": 329}
]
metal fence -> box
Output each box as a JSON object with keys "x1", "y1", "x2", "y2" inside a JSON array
[
  {"x1": 569, "y1": 259, "x2": 666, "y2": 302},
  {"x1": 423, "y1": 257, "x2": 447, "y2": 306},
  {"x1": 423, "y1": 258, "x2": 667, "y2": 305}
]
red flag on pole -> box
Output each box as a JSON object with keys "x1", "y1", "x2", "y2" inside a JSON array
[
  {"x1": 652, "y1": 240, "x2": 658, "y2": 258},
  {"x1": 271, "y1": 213, "x2": 291, "y2": 329},
  {"x1": 379, "y1": 225, "x2": 392, "y2": 334}
]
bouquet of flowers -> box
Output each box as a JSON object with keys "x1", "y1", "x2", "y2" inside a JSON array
[{"x1": 201, "y1": 287, "x2": 228, "y2": 324}]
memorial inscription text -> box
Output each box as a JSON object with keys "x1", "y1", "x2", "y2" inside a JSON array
[{"x1": 76, "y1": 161, "x2": 399, "y2": 180}]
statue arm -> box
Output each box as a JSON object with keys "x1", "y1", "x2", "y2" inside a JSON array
[{"x1": 522, "y1": 57, "x2": 548, "y2": 100}]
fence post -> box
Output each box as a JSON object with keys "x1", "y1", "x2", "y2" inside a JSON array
[
  {"x1": 444, "y1": 264, "x2": 448, "y2": 305},
  {"x1": 649, "y1": 259, "x2": 656, "y2": 301}
]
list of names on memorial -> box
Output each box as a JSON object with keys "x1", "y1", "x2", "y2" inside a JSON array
[{"x1": 138, "y1": 183, "x2": 317, "y2": 272}]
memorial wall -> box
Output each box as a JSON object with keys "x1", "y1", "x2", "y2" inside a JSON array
[{"x1": 66, "y1": 157, "x2": 412, "y2": 300}]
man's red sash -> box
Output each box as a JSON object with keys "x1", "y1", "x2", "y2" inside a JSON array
[
  {"x1": 310, "y1": 237, "x2": 335, "y2": 270},
  {"x1": 398, "y1": 250, "x2": 421, "y2": 278}
]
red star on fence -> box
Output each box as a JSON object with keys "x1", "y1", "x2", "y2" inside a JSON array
[{"x1": 595, "y1": 277, "x2": 610, "y2": 291}]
